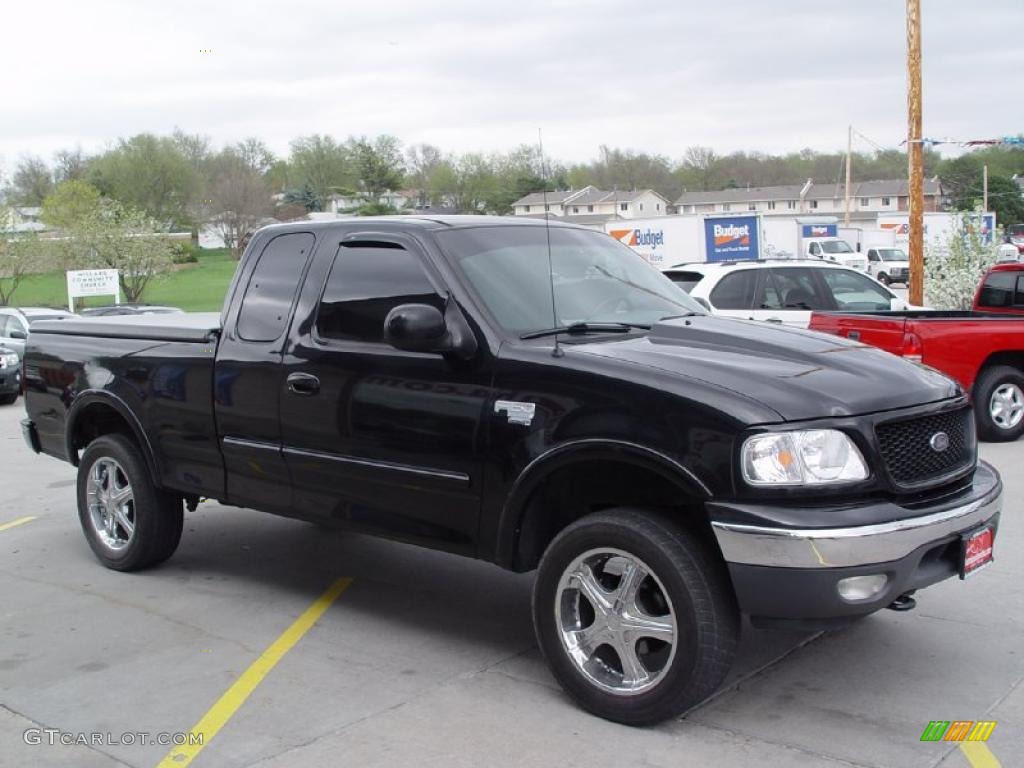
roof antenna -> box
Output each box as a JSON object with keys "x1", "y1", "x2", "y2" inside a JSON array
[{"x1": 538, "y1": 128, "x2": 563, "y2": 357}]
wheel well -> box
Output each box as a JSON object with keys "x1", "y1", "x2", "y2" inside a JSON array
[
  {"x1": 511, "y1": 459, "x2": 711, "y2": 572},
  {"x1": 975, "y1": 352, "x2": 1024, "y2": 391},
  {"x1": 68, "y1": 402, "x2": 157, "y2": 483}
]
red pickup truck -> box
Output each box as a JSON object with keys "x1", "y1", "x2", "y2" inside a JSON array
[{"x1": 810, "y1": 263, "x2": 1024, "y2": 442}]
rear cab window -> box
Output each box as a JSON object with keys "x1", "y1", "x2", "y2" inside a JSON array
[
  {"x1": 977, "y1": 271, "x2": 1024, "y2": 308},
  {"x1": 236, "y1": 233, "x2": 315, "y2": 342}
]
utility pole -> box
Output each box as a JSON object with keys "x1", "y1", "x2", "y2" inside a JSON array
[
  {"x1": 983, "y1": 164, "x2": 989, "y2": 213},
  {"x1": 844, "y1": 125, "x2": 852, "y2": 227},
  {"x1": 906, "y1": 0, "x2": 924, "y2": 306}
]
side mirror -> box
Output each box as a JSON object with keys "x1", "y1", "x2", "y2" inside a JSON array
[
  {"x1": 9, "y1": 329, "x2": 27, "y2": 340},
  {"x1": 384, "y1": 304, "x2": 448, "y2": 352}
]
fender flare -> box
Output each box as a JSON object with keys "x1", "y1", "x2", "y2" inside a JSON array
[
  {"x1": 65, "y1": 390, "x2": 163, "y2": 484},
  {"x1": 494, "y1": 439, "x2": 712, "y2": 568}
]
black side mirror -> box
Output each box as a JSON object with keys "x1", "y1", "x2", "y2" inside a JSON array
[
  {"x1": 9, "y1": 329, "x2": 27, "y2": 340},
  {"x1": 384, "y1": 304, "x2": 447, "y2": 352}
]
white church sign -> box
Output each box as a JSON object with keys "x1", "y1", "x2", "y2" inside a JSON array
[{"x1": 67, "y1": 269, "x2": 120, "y2": 310}]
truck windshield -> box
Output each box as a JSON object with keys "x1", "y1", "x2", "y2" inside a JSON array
[
  {"x1": 820, "y1": 240, "x2": 854, "y2": 254},
  {"x1": 436, "y1": 226, "x2": 704, "y2": 335},
  {"x1": 876, "y1": 249, "x2": 906, "y2": 262}
]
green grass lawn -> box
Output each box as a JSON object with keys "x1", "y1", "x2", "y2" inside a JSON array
[{"x1": 10, "y1": 248, "x2": 239, "y2": 312}]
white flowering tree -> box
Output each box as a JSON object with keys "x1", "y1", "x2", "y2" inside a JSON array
[{"x1": 924, "y1": 226, "x2": 999, "y2": 310}]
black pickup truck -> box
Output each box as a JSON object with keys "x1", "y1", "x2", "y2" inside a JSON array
[{"x1": 22, "y1": 216, "x2": 1001, "y2": 725}]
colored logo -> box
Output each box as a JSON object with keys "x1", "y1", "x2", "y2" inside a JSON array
[
  {"x1": 713, "y1": 223, "x2": 750, "y2": 248},
  {"x1": 921, "y1": 721, "x2": 996, "y2": 742},
  {"x1": 610, "y1": 229, "x2": 664, "y2": 250}
]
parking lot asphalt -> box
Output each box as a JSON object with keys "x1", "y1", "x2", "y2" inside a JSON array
[{"x1": 0, "y1": 400, "x2": 1021, "y2": 768}]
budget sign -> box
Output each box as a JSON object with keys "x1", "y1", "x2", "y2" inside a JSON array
[{"x1": 705, "y1": 216, "x2": 759, "y2": 262}]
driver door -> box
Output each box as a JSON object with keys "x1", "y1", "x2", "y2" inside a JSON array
[{"x1": 279, "y1": 238, "x2": 491, "y2": 555}]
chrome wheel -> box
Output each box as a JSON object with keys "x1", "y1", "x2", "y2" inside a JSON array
[
  {"x1": 86, "y1": 458, "x2": 135, "y2": 551},
  {"x1": 555, "y1": 548, "x2": 677, "y2": 696},
  {"x1": 990, "y1": 383, "x2": 1024, "y2": 430}
]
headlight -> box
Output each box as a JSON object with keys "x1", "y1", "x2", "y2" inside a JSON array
[
  {"x1": 0, "y1": 353, "x2": 18, "y2": 369},
  {"x1": 741, "y1": 430, "x2": 868, "y2": 486}
]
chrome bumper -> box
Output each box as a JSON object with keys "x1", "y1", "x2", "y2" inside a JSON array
[{"x1": 711, "y1": 468, "x2": 1002, "y2": 569}]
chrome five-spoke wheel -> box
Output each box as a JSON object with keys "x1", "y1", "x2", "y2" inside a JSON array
[
  {"x1": 556, "y1": 548, "x2": 677, "y2": 695},
  {"x1": 989, "y1": 383, "x2": 1024, "y2": 430},
  {"x1": 86, "y1": 457, "x2": 136, "y2": 550}
]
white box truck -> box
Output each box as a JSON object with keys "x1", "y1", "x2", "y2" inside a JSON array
[
  {"x1": 605, "y1": 214, "x2": 762, "y2": 267},
  {"x1": 761, "y1": 216, "x2": 866, "y2": 270}
]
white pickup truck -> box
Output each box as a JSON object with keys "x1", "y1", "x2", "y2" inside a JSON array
[{"x1": 865, "y1": 247, "x2": 909, "y2": 286}]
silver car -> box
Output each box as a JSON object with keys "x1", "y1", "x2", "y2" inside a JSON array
[{"x1": 0, "y1": 307, "x2": 75, "y2": 358}]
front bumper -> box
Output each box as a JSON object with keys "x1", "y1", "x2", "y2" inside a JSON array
[
  {"x1": 709, "y1": 462, "x2": 1001, "y2": 627},
  {"x1": 0, "y1": 368, "x2": 19, "y2": 394}
]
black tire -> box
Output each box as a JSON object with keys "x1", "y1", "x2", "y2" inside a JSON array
[
  {"x1": 974, "y1": 366, "x2": 1024, "y2": 442},
  {"x1": 77, "y1": 434, "x2": 183, "y2": 571},
  {"x1": 0, "y1": 393, "x2": 17, "y2": 405},
  {"x1": 877, "y1": 272, "x2": 890, "y2": 286},
  {"x1": 532, "y1": 508, "x2": 739, "y2": 726}
]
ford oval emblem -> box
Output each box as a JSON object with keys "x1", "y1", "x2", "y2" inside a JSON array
[{"x1": 929, "y1": 432, "x2": 950, "y2": 452}]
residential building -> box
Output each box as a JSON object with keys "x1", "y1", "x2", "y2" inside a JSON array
[
  {"x1": 512, "y1": 186, "x2": 670, "y2": 222},
  {"x1": 675, "y1": 179, "x2": 944, "y2": 218}
]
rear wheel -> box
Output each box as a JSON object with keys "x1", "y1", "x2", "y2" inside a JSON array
[
  {"x1": 877, "y1": 272, "x2": 891, "y2": 286},
  {"x1": 77, "y1": 434, "x2": 183, "y2": 570},
  {"x1": 974, "y1": 365, "x2": 1024, "y2": 442},
  {"x1": 532, "y1": 508, "x2": 739, "y2": 726}
]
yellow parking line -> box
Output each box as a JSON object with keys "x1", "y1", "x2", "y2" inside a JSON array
[
  {"x1": 960, "y1": 742, "x2": 1002, "y2": 768},
  {"x1": 156, "y1": 577, "x2": 353, "y2": 768},
  {"x1": 0, "y1": 516, "x2": 37, "y2": 532}
]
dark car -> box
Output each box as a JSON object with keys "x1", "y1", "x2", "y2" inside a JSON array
[
  {"x1": 21, "y1": 216, "x2": 1001, "y2": 725},
  {"x1": 0, "y1": 344, "x2": 19, "y2": 404}
]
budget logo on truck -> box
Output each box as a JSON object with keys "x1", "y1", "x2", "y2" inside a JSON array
[
  {"x1": 609, "y1": 228, "x2": 666, "y2": 264},
  {"x1": 704, "y1": 216, "x2": 759, "y2": 262}
]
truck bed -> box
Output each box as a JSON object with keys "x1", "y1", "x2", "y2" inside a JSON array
[{"x1": 30, "y1": 312, "x2": 222, "y2": 343}]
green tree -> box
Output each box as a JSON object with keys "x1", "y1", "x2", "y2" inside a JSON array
[
  {"x1": 955, "y1": 174, "x2": 1024, "y2": 227},
  {"x1": 0, "y1": 203, "x2": 44, "y2": 305},
  {"x1": 288, "y1": 135, "x2": 355, "y2": 204},
  {"x1": 88, "y1": 134, "x2": 199, "y2": 229},
  {"x1": 40, "y1": 180, "x2": 103, "y2": 231},
  {"x1": 351, "y1": 135, "x2": 405, "y2": 203}
]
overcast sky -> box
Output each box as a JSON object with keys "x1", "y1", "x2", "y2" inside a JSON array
[{"x1": 1, "y1": 0, "x2": 1021, "y2": 175}]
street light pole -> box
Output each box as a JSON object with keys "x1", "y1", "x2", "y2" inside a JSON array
[{"x1": 907, "y1": 0, "x2": 925, "y2": 305}]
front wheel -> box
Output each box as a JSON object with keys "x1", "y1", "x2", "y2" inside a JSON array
[
  {"x1": 974, "y1": 366, "x2": 1024, "y2": 442},
  {"x1": 877, "y1": 272, "x2": 890, "y2": 286},
  {"x1": 77, "y1": 434, "x2": 184, "y2": 570},
  {"x1": 532, "y1": 508, "x2": 739, "y2": 725}
]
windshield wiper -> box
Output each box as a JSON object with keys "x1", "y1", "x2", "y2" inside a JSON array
[{"x1": 520, "y1": 322, "x2": 650, "y2": 340}]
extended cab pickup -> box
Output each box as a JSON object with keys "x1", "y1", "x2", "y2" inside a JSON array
[
  {"x1": 22, "y1": 216, "x2": 1001, "y2": 725},
  {"x1": 810, "y1": 262, "x2": 1024, "y2": 442}
]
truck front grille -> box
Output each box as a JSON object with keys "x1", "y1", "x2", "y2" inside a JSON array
[{"x1": 875, "y1": 407, "x2": 974, "y2": 487}]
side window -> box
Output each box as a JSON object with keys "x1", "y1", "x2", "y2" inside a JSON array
[
  {"x1": 770, "y1": 268, "x2": 829, "y2": 310},
  {"x1": 809, "y1": 243, "x2": 821, "y2": 256},
  {"x1": 316, "y1": 244, "x2": 444, "y2": 344},
  {"x1": 820, "y1": 269, "x2": 893, "y2": 311},
  {"x1": 867, "y1": 250, "x2": 879, "y2": 262},
  {"x1": 709, "y1": 270, "x2": 757, "y2": 310},
  {"x1": 663, "y1": 271, "x2": 703, "y2": 294},
  {"x1": 237, "y1": 233, "x2": 315, "y2": 342},
  {"x1": 978, "y1": 272, "x2": 1016, "y2": 308}
]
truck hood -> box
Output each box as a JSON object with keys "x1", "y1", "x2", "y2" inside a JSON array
[{"x1": 573, "y1": 315, "x2": 959, "y2": 422}]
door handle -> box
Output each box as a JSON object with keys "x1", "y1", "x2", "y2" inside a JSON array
[
  {"x1": 287, "y1": 372, "x2": 320, "y2": 395},
  {"x1": 766, "y1": 317, "x2": 783, "y2": 323}
]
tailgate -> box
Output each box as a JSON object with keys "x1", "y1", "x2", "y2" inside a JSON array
[{"x1": 809, "y1": 312, "x2": 908, "y2": 355}]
